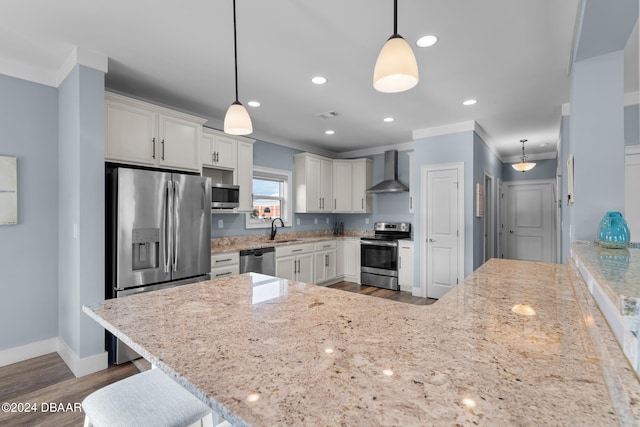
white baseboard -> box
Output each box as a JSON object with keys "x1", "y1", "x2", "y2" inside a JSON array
[
  {"x1": 0, "y1": 337, "x2": 108, "y2": 377},
  {"x1": 56, "y1": 338, "x2": 108, "y2": 378},
  {"x1": 0, "y1": 338, "x2": 58, "y2": 367}
]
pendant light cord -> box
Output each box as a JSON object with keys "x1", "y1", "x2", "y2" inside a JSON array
[
  {"x1": 393, "y1": 0, "x2": 398, "y2": 36},
  {"x1": 233, "y1": 0, "x2": 239, "y2": 102}
]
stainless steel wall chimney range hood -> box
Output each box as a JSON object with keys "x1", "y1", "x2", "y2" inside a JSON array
[{"x1": 366, "y1": 150, "x2": 409, "y2": 193}]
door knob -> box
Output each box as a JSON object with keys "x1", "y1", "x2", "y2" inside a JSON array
[
  {"x1": 428, "y1": 238, "x2": 436, "y2": 242},
  {"x1": 509, "y1": 230, "x2": 514, "y2": 234}
]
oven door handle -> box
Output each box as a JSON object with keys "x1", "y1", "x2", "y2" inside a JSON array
[{"x1": 361, "y1": 239, "x2": 398, "y2": 247}]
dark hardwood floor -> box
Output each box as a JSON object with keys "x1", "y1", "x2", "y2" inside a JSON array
[
  {"x1": 0, "y1": 281, "x2": 435, "y2": 425},
  {"x1": 327, "y1": 281, "x2": 438, "y2": 305}
]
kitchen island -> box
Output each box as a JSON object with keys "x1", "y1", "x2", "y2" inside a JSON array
[{"x1": 83, "y1": 259, "x2": 640, "y2": 426}]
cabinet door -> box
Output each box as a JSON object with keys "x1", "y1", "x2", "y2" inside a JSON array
[
  {"x1": 352, "y1": 159, "x2": 371, "y2": 213},
  {"x1": 276, "y1": 256, "x2": 296, "y2": 281},
  {"x1": 344, "y1": 240, "x2": 360, "y2": 282},
  {"x1": 325, "y1": 249, "x2": 337, "y2": 281},
  {"x1": 314, "y1": 252, "x2": 327, "y2": 283},
  {"x1": 398, "y1": 245, "x2": 414, "y2": 292},
  {"x1": 200, "y1": 132, "x2": 216, "y2": 167},
  {"x1": 214, "y1": 135, "x2": 237, "y2": 169},
  {"x1": 236, "y1": 141, "x2": 253, "y2": 212},
  {"x1": 320, "y1": 159, "x2": 333, "y2": 212},
  {"x1": 336, "y1": 241, "x2": 346, "y2": 277},
  {"x1": 158, "y1": 114, "x2": 200, "y2": 171},
  {"x1": 306, "y1": 157, "x2": 322, "y2": 212},
  {"x1": 333, "y1": 161, "x2": 352, "y2": 212},
  {"x1": 105, "y1": 100, "x2": 157, "y2": 166},
  {"x1": 297, "y1": 252, "x2": 314, "y2": 283}
]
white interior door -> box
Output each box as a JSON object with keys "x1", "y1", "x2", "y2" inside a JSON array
[
  {"x1": 505, "y1": 181, "x2": 555, "y2": 263},
  {"x1": 484, "y1": 172, "x2": 494, "y2": 262},
  {"x1": 625, "y1": 149, "x2": 640, "y2": 239},
  {"x1": 424, "y1": 166, "x2": 462, "y2": 299}
]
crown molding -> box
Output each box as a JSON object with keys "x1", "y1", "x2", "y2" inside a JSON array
[
  {"x1": 335, "y1": 141, "x2": 415, "y2": 159},
  {"x1": 412, "y1": 120, "x2": 476, "y2": 140}
]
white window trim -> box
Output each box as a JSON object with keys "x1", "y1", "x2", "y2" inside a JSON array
[{"x1": 245, "y1": 166, "x2": 293, "y2": 229}]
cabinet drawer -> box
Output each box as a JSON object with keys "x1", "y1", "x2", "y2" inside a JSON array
[
  {"x1": 276, "y1": 243, "x2": 315, "y2": 258},
  {"x1": 314, "y1": 240, "x2": 336, "y2": 251},
  {"x1": 211, "y1": 252, "x2": 239, "y2": 268},
  {"x1": 211, "y1": 264, "x2": 239, "y2": 279}
]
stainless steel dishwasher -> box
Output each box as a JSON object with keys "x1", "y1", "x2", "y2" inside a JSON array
[{"x1": 239, "y1": 247, "x2": 275, "y2": 275}]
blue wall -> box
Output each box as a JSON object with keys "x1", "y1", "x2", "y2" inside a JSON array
[
  {"x1": 502, "y1": 158, "x2": 558, "y2": 181},
  {"x1": 0, "y1": 74, "x2": 59, "y2": 351}
]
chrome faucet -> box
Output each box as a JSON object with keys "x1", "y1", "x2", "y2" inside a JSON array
[{"x1": 270, "y1": 217, "x2": 285, "y2": 240}]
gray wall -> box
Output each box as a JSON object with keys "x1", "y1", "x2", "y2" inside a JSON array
[
  {"x1": 57, "y1": 65, "x2": 105, "y2": 358},
  {"x1": 626, "y1": 104, "x2": 639, "y2": 146},
  {"x1": 0, "y1": 74, "x2": 59, "y2": 351}
]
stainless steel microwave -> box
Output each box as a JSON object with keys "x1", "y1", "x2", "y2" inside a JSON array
[{"x1": 211, "y1": 183, "x2": 239, "y2": 209}]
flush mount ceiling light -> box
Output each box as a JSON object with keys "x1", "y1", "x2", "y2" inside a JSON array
[
  {"x1": 462, "y1": 99, "x2": 478, "y2": 106},
  {"x1": 416, "y1": 35, "x2": 438, "y2": 48},
  {"x1": 224, "y1": 0, "x2": 252, "y2": 136},
  {"x1": 311, "y1": 76, "x2": 328, "y2": 85},
  {"x1": 383, "y1": 117, "x2": 395, "y2": 122},
  {"x1": 325, "y1": 130, "x2": 335, "y2": 135},
  {"x1": 373, "y1": 0, "x2": 419, "y2": 93},
  {"x1": 247, "y1": 100, "x2": 260, "y2": 107},
  {"x1": 512, "y1": 139, "x2": 536, "y2": 172}
]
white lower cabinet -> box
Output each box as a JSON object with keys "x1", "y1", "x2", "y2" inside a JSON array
[
  {"x1": 337, "y1": 238, "x2": 360, "y2": 283},
  {"x1": 211, "y1": 252, "x2": 239, "y2": 279},
  {"x1": 275, "y1": 243, "x2": 315, "y2": 283},
  {"x1": 314, "y1": 241, "x2": 337, "y2": 285},
  {"x1": 398, "y1": 242, "x2": 414, "y2": 292}
]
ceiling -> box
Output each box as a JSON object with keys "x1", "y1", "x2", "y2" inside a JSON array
[{"x1": 0, "y1": 1, "x2": 637, "y2": 159}]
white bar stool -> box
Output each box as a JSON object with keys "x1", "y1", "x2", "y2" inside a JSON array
[{"x1": 82, "y1": 368, "x2": 214, "y2": 427}]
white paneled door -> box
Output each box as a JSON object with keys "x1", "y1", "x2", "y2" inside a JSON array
[
  {"x1": 423, "y1": 165, "x2": 463, "y2": 299},
  {"x1": 505, "y1": 180, "x2": 556, "y2": 263}
]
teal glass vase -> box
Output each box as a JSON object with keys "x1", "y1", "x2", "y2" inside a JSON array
[{"x1": 598, "y1": 212, "x2": 631, "y2": 249}]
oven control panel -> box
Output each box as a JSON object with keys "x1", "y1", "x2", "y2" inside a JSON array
[{"x1": 374, "y1": 222, "x2": 411, "y2": 232}]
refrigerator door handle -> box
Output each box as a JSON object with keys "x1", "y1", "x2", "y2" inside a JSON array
[
  {"x1": 164, "y1": 180, "x2": 173, "y2": 273},
  {"x1": 172, "y1": 181, "x2": 179, "y2": 272}
]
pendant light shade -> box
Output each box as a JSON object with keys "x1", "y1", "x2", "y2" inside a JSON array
[
  {"x1": 512, "y1": 139, "x2": 536, "y2": 172},
  {"x1": 224, "y1": 0, "x2": 253, "y2": 136},
  {"x1": 373, "y1": 0, "x2": 419, "y2": 93},
  {"x1": 224, "y1": 101, "x2": 252, "y2": 135}
]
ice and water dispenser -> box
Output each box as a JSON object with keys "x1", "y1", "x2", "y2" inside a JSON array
[{"x1": 132, "y1": 228, "x2": 160, "y2": 270}]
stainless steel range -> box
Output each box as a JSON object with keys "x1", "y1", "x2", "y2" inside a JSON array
[{"x1": 361, "y1": 222, "x2": 411, "y2": 290}]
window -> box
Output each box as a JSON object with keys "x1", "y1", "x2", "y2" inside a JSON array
[{"x1": 245, "y1": 166, "x2": 292, "y2": 229}]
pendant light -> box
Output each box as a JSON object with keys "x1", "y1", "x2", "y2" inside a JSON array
[
  {"x1": 512, "y1": 139, "x2": 536, "y2": 172},
  {"x1": 224, "y1": 0, "x2": 252, "y2": 135},
  {"x1": 373, "y1": 0, "x2": 419, "y2": 93}
]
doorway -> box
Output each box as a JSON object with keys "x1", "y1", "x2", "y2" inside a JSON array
[
  {"x1": 504, "y1": 180, "x2": 557, "y2": 263},
  {"x1": 420, "y1": 163, "x2": 465, "y2": 299}
]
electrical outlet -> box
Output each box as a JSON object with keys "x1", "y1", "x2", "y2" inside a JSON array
[
  {"x1": 314, "y1": 218, "x2": 318, "y2": 225},
  {"x1": 326, "y1": 218, "x2": 329, "y2": 224},
  {"x1": 365, "y1": 218, "x2": 370, "y2": 224},
  {"x1": 296, "y1": 217, "x2": 300, "y2": 225},
  {"x1": 218, "y1": 219, "x2": 224, "y2": 228}
]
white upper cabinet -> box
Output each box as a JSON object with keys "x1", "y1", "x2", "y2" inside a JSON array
[
  {"x1": 105, "y1": 92, "x2": 206, "y2": 172},
  {"x1": 201, "y1": 131, "x2": 237, "y2": 169},
  {"x1": 408, "y1": 152, "x2": 415, "y2": 213},
  {"x1": 332, "y1": 158, "x2": 372, "y2": 213},
  {"x1": 294, "y1": 153, "x2": 333, "y2": 213},
  {"x1": 236, "y1": 140, "x2": 254, "y2": 212},
  {"x1": 351, "y1": 158, "x2": 373, "y2": 213}
]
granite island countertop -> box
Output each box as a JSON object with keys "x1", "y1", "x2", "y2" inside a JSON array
[{"x1": 83, "y1": 259, "x2": 640, "y2": 426}]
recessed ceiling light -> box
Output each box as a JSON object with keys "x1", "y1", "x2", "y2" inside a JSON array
[
  {"x1": 383, "y1": 117, "x2": 395, "y2": 123},
  {"x1": 325, "y1": 130, "x2": 335, "y2": 135},
  {"x1": 247, "y1": 101, "x2": 260, "y2": 107},
  {"x1": 462, "y1": 99, "x2": 478, "y2": 106},
  {"x1": 312, "y1": 76, "x2": 328, "y2": 85},
  {"x1": 416, "y1": 35, "x2": 438, "y2": 48}
]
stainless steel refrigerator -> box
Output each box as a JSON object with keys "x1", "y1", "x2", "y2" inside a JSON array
[{"x1": 105, "y1": 166, "x2": 211, "y2": 363}]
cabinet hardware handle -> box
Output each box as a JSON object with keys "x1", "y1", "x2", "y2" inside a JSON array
[
  {"x1": 161, "y1": 139, "x2": 165, "y2": 160},
  {"x1": 325, "y1": 254, "x2": 329, "y2": 267},
  {"x1": 215, "y1": 152, "x2": 219, "y2": 162},
  {"x1": 410, "y1": 197, "x2": 412, "y2": 210},
  {"x1": 323, "y1": 245, "x2": 331, "y2": 248},
  {"x1": 212, "y1": 153, "x2": 215, "y2": 163},
  {"x1": 292, "y1": 249, "x2": 303, "y2": 252},
  {"x1": 296, "y1": 259, "x2": 300, "y2": 274},
  {"x1": 399, "y1": 256, "x2": 402, "y2": 269},
  {"x1": 335, "y1": 199, "x2": 336, "y2": 209},
  {"x1": 215, "y1": 258, "x2": 233, "y2": 263},
  {"x1": 152, "y1": 137, "x2": 156, "y2": 159},
  {"x1": 215, "y1": 271, "x2": 232, "y2": 277},
  {"x1": 362, "y1": 198, "x2": 364, "y2": 209}
]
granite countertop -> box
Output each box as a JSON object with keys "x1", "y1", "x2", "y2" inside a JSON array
[
  {"x1": 211, "y1": 230, "x2": 370, "y2": 254},
  {"x1": 572, "y1": 241, "x2": 640, "y2": 316},
  {"x1": 84, "y1": 259, "x2": 640, "y2": 426}
]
